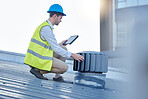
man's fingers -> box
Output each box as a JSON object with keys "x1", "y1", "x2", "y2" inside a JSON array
[
  {"x1": 78, "y1": 56, "x2": 84, "y2": 62},
  {"x1": 72, "y1": 53, "x2": 85, "y2": 62},
  {"x1": 80, "y1": 56, "x2": 84, "y2": 60},
  {"x1": 63, "y1": 40, "x2": 67, "y2": 43}
]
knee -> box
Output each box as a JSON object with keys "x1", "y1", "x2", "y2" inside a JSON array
[{"x1": 61, "y1": 64, "x2": 68, "y2": 73}]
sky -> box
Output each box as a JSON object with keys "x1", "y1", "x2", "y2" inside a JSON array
[{"x1": 0, "y1": 0, "x2": 100, "y2": 54}]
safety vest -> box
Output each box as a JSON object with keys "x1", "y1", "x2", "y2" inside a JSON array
[{"x1": 24, "y1": 21, "x2": 53, "y2": 71}]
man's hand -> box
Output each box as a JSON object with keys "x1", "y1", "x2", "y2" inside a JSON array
[
  {"x1": 71, "y1": 53, "x2": 85, "y2": 62},
  {"x1": 59, "y1": 40, "x2": 67, "y2": 46}
]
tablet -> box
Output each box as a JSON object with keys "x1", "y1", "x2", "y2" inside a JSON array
[{"x1": 63, "y1": 35, "x2": 79, "y2": 45}]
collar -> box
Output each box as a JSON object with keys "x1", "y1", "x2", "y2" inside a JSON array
[{"x1": 46, "y1": 19, "x2": 54, "y2": 29}]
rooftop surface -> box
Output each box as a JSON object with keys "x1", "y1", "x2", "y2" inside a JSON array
[{"x1": 0, "y1": 59, "x2": 127, "y2": 99}]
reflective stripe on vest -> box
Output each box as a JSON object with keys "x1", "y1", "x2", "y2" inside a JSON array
[
  {"x1": 31, "y1": 38, "x2": 52, "y2": 50},
  {"x1": 27, "y1": 49, "x2": 52, "y2": 60}
]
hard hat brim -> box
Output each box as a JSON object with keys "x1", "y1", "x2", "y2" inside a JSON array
[{"x1": 47, "y1": 11, "x2": 66, "y2": 16}]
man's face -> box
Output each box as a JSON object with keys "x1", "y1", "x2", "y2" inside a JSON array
[{"x1": 55, "y1": 15, "x2": 63, "y2": 25}]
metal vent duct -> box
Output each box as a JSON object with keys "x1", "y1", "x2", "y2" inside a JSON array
[{"x1": 73, "y1": 51, "x2": 108, "y2": 73}]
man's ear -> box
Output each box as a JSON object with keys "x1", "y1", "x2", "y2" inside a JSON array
[{"x1": 53, "y1": 14, "x2": 57, "y2": 19}]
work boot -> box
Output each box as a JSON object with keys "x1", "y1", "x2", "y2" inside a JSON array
[
  {"x1": 30, "y1": 68, "x2": 48, "y2": 80},
  {"x1": 53, "y1": 76, "x2": 65, "y2": 82}
]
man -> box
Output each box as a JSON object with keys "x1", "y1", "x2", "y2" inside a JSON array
[{"x1": 24, "y1": 4, "x2": 84, "y2": 82}]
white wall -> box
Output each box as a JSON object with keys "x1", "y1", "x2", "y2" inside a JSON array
[{"x1": 0, "y1": 0, "x2": 100, "y2": 54}]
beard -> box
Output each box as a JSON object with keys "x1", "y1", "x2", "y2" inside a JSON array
[
  {"x1": 54, "y1": 20, "x2": 60, "y2": 25},
  {"x1": 55, "y1": 23, "x2": 59, "y2": 25}
]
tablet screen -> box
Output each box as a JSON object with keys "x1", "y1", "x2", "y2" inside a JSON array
[{"x1": 64, "y1": 35, "x2": 79, "y2": 45}]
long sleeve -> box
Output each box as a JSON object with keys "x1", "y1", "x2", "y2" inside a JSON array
[{"x1": 40, "y1": 25, "x2": 71, "y2": 58}]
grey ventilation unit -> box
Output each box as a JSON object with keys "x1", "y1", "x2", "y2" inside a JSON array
[{"x1": 73, "y1": 51, "x2": 108, "y2": 73}]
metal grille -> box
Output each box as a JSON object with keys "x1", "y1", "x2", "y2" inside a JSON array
[{"x1": 73, "y1": 51, "x2": 108, "y2": 73}]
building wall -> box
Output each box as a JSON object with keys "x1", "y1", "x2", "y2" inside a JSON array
[
  {"x1": 100, "y1": 0, "x2": 113, "y2": 51},
  {"x1": 100, "y1": 0, "x2": 148, "y2": 71}
]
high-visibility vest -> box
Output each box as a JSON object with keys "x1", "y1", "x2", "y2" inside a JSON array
[{"x1": 24, "y1": 21, "x2": 53, "y2": 71}]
